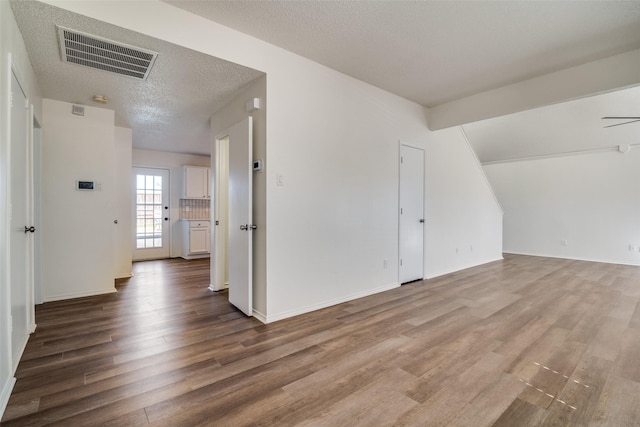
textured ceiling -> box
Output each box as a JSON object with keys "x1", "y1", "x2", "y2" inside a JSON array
[
  {"x1": 11, "y1": 1, "x2": 640, "y2": 160},
  {"x1": 166, "y1": 0, "x2": 640, "y2": 108},
  {"x1": 10, "y1": 0, "x2": 264, "y2": 155},
  {"x1": 463, "y1": 85, "x2": 640, "y2": 163}
]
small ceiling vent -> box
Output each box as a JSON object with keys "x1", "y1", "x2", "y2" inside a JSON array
[{"x1": 57, "y1": 26, "x2": 157, "y2": 80}]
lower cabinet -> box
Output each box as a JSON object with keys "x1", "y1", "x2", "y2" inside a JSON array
[{"x1": 182, "y1": 220, "x2": 210, "y2": 259}]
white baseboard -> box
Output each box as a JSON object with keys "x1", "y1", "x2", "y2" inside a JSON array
[
  {"x1": 252, "y1": 309, "x2": 267, "y2": 324},
  {"x1": 0, "y1": 376, "x2": 16, "y2": 420},
  {"x1": 503, "y1": 251, "x2": 640, "y2": 267},
  {"x1": 44, "y1": 287, "x2": 117, "y2": 303},
  {"x1": 262, "y1": 282, "x2": 400, "y2": 324},
  {"x1": 425, "y1": 256, "x2": 504, "y2": 280}
]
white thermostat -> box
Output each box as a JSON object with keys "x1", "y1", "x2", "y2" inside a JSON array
[{"x1": 253, "y1": 159, "x2": 263, "y2": 172}]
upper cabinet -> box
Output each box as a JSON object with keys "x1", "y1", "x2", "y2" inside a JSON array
[{"x1": 183, "y1": 166, "x2": 210, "y2": 199}]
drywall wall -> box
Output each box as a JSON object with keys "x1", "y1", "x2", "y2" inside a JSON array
[
  {"x1": 0, "y1": 1, "x2": 43, "y2": 417},
  {"x1": 210, "y1": 76, "x2": 266, "y2": 317},
  {"x1": 41, "y1": 99, "x2": 116, "y2": 301},
  {"x1": 485, "y1": 148, "x2": 640, "y2": 265},
  {"x1": 42, "y1": 0, "x2": 503, "y2": 323},
  {"x1": 114, "y1": 127, "x2": 133, "y2": 278},
  {"x1": 132, "y1": 149, "x2": 210, "y2": 257},
  {"x1": 425, "y1": 127, "x2": 504, "y2": 278}
]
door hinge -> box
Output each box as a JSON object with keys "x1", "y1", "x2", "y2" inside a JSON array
[
  {"x1": 400, "y1": 208, "x2": 403, "y2": 215},
  {"x1": 400, "y1": 259, "x2": 403, "y2": 266},
  {"x1": 9, "y1": 91, "x2": 13, "y2": 109},
  {"x1": 401, "y1": 156, "x2": 404, "y2": 164}
]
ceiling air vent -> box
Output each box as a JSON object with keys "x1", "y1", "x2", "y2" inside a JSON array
[{"x1": 57, "y1": 26, "x2": 158, "y2": 80}]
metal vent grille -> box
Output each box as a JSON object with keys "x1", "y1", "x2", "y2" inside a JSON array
[{"x1": 57, "y1": 26, "x2": 157, "y2": 80}]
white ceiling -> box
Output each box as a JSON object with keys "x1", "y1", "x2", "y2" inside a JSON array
[
  {"x1": 10, "y1": 0, "x2": 264, "y2": 155},
  {"x1": 10, "y1": 1, "x2": 640, "y2": 159},
  {"x1": 167, "y1": 0, "x2": 640, "y2": 107},
  {"x1": 463, "y1": 85, "x2": 640, "y2": 163}
]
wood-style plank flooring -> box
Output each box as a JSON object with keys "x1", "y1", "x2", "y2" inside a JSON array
[{"x1": 3, "y1": 254, "x2": 640, "y2": 426}]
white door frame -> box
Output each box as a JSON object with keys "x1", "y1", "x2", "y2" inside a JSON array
[
  {"x1": 210, "y1": 117, "x2": 253, "y2": 317},
  {"x1": 210, "y1": 135, "x2": 229, "y2": 292},
  {"x1": 132, "y1": 167, "x2": 171, "y2": 261},
  {"x1": 7, "y1": 58, "x2": 36, "y2": 372},
  {"x1": 398, "y1": 143, "x2": 425, "y2": 284}
]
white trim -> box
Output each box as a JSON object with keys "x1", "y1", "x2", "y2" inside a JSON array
[
  {"x1": 424, "y1": 256, "x2": 505, "y2": 280},
  {"x1": 398, "y1": 142, "x2": 425, "y2": 284},
  {"x1": 0, "y1": 52, "x2": 14, "y2": 422},
  {"x1": 11, "y1": 334, "x2": 29, "y2": 374},
  {"x1": 0, "y1": 377, "x2": 16, "y2": 419},
  {"x1": 44, "y1": 287, "x2": 117, "y2": 303},
  {"x1": 502, "y1": 251, "x2": 640, "y2": 267},
  {"x1": 262, "y1": 282, "x2": 400, "y2": 324},
  {"x1": 131, "y1": 166, "x2": 171, "y2": 261},
  {"x1": 480, "y1": 143, "x2": 640, "y2": 166},
  {"x1": 252, "y1": 309, "x2": 267, "y2": 324},
  {"x1": 211, "y1": 132, "x2": 230, "y2": 292}
]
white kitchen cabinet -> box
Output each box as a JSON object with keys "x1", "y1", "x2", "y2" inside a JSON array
[
  {"x1": 183, "y1": 166, "x2": 210, "y2": 199},
  {"x1": 182, "y1": 220, "x2": 210, "y2": 259}
]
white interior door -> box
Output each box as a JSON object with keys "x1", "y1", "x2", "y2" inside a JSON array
[
  {"x1": 399, "y1": 144, "x2": 425, "y2": 283},
  {"x1": 9, "y1": 69, "x2": 34, "y2": 370},
  {"x1": 133, "y1": 168, "x2": 170, "y2": 260},
  {"x1": 227, "y1": 117, "x2": 253, "y2": 316}
]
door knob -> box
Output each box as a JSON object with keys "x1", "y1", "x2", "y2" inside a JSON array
[
  {"x1": 419, "y1": 219, "x2": 425, "y2": 223},
  {"x1": 250, "y1": 224, "x2": 257, "y2": 230},
  {"x1": 24, "y1": 226, "x2": 36, "y2": 234},
  {"x1": 240, "y1": 224, "x2": 248, "y2": 231}
]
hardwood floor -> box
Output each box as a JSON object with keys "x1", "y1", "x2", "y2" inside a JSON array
[{"x1": 2, "y1": 254, "x2": 640, "y2": 426}]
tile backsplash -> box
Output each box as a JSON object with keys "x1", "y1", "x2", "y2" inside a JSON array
[{"x1": 180, "y1": 199, "x2": 210, "y2": 219}]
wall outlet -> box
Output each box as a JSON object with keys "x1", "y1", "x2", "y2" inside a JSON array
[
  {"x1": 383, "y1": 259, "x2": 388, "y2": 269},
  {"x1": 561, "y1": 240, "x2": 568, "y2": 246},
  {"x1": 455, "y1": 247, "x2": 459, "y2": 254}
]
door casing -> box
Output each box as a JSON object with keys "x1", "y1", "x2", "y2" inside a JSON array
[
  {"x1": 132, "y1": 167, "x2": 171, "y2": 261},
  {"x1": 211, "y1": 117, "x2": 253, "y2": 317},
  {"x1": 398, "y1": 143, "x2": 425, "y2": 284}
]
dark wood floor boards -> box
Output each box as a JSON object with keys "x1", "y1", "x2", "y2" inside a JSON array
[{"x1": 3, "y1": 254, "x2": 640, "y2": 426}]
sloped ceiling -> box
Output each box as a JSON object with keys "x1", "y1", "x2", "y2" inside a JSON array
[
  {"x1": 464, "y1": 85, "x2": 640, "y2": 163},
  {"x1": 167, "y1": 0, "x2": 640, "y2": 108}
]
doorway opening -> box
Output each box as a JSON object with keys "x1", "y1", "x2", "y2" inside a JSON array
[{"x1": 211, "y1": 118, "x2": 254, "y2": 317}]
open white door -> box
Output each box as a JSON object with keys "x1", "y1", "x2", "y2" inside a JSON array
[
  {"x1": 9, "y1": 69, "x2": 35, "y2": 370},
  {"x1": 399, "y1": 144, "x2": 425, "y2": 283},
  {"x1": 227, "y1": 117, "x2": 253, "y2": 316}
]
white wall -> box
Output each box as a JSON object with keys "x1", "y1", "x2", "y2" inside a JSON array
[
  {"x1": 425, "y1": 128, "x2": 504, "y2": 278},
  {"x1": 41, "y1": 99, "x2": 116, "y2": 301},
  {"x1": 132, "y1": 148, "x2": 210, "y2": 257},
  {"x1": 114, "y1": 127, "x2": 133, "y2": 278},
  {"x1": 485, "y1": 149, "x2": 640, "y2": 265},
  {"x1": 42, "y1": 0, "x2": 503, "y2": 323},
  {"x1": 0, "y1": 1, "x2": 43, "y2": 417}
]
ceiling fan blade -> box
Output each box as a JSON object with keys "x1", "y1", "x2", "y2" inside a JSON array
[
  {"x1": 602, "y1": 116, "x2": 640, "y2": 119},
  {"x1": 603, "y1": 119, "x2": 640, "y2": 128}
]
